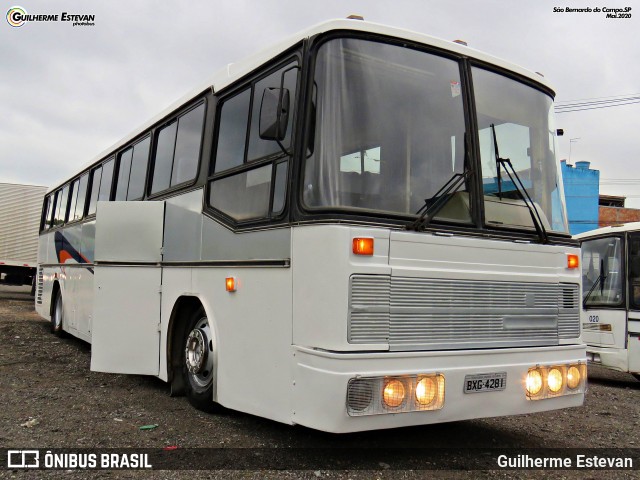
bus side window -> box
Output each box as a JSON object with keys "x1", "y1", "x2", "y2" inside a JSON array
[
  {"x1": 629, "y1": 236, "x2": 640, "y2": 309},
  {"x1": 88, "y1": 166, "x2": 103, "y2": 216},
  {"x1": 150, "y1": 103, "x2": 205, "y2": 195},
  {"x1": 127, "y1": 136, "x2": 151, "y2": 200},
  {"x1": 209, "y1": 59, "x2": 298, "y2": 224},
  {"x1": 73, "y1": 173, "x2": 89, "y2": 221}
]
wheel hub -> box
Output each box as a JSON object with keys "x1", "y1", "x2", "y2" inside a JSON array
[{"x1": 185, "y1": 328, "x2": 208, "y2": 374}]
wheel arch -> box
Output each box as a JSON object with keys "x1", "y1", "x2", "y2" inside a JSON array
[{"x1": 166, "y1": 295, "x2": 218, "y2": 399}]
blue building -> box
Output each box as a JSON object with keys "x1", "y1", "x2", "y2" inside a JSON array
[{"x1": 560, "y1": 160, "x2": 600, "y2": 234}]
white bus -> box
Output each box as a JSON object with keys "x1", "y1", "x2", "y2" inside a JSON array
[
  {"x1": 36, "y1": 19, "x2": 586, "y2": 433},
  {"x1": 576, "y1": 223, "x2": 640, "y2": 380}
]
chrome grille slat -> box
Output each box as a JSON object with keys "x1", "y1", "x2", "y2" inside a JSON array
[{"x1": 349, "y1": 276, "x2": 580, "y2": 348}]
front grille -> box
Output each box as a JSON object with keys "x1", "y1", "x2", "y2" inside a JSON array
[{"x1": 349, "y1": 275, "x2": 580, "y2": 350}]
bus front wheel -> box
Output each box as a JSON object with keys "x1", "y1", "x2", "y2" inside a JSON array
[{"x1": 181, "y1": 309, "x2": 219, "y2": 413}]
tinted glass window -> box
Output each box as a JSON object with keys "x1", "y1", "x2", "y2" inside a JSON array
[
  {"x1": 272, "y1": 161, "x2": 288, "y2": 214},
  {"x1": 303, "y1": 39, "x2": 470, "y2": 222},
  {"x1": 215, "y1": 89, "x2": 251, "y2": 173},
  {"x1": 99, "y1": 158, "x2": 115, "y2": 202},
  {"x1": 54, "y1": 185, "x2": 70, "y2": 226},
  {"x1": 171, "y1": 104, "x2": 205, "y2": 186},
  {"x1": 473, "y1": 67, "x2": 567, "y2": 233},
  {"x1": 582, "y1": 237, "x2": 623, "y2": 307},
  {"x1": 43, "y1": 195, "x2": 53, "y2": 230},
  {"x1": 128, "y1": 137, "x2": 151, "y2": 200},
  {"x1": 115, "y1": 149, "x2": 133, "y2": 201},
  {"x1": 151, "y1": 121, "x2": 177, "y2": 194},
  {"x1": 630, "y1": 234, "x2": 640, "y2": 310},
  {"x1": 88, "y1": 166, "x2": 102, "y2": 216},
  {"x1": 210, "y1": 164, "x2": 272, "y2": 221},
  {"x1": 68, "y1": 180, "x2": 79, "y2": 222},
  {"x1": 247, "y1": 63, "x2": 298, "y2": 161},
  {"x1": 73, "y1": 173, "x2": 89, "y2": 221}
]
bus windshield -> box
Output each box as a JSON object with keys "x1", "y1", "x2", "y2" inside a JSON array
[
  {"x1": 302, "y1": 37, "x2": 568, "y2": 234},
  {"x1": 582, "y1": 236, "x2": 624, "y2": 306}
]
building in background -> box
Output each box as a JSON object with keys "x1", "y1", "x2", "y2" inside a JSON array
[
  {"x1": 599, "y1": 194, "x2": 640, "y2": 227},
  {"x1": 560, "y1": 160, "x2": 600, "y2": 235}
]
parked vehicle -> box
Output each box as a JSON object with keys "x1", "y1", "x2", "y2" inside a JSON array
[
  {"x1": 36, "y1": 19, "x2": 585, "y2": 432},
  {"x1": 0, "y1": 183, "x2": 47, "y2": 293},
  {"x1": 576, "y1": 223, "x2": 640, "y2": 380}
]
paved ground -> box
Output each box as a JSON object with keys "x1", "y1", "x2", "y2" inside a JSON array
[{"x1": 1, "y1": 284, "x2": 639, "y2": 479}]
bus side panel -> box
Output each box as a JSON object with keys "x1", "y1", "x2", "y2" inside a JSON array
[
  {"x1": 36, "y1": 232, "x2": 55, "y2": 320},
  {"x1": 60, "y1": 223, "x2": 83, "y2": 335},
  {"x1": 163, "y1": 190, "x2": 203, "y2": 262},
  {"x1": 91, "y1": 266, "x2": 161, "y2": 375},
  {"x1": 192, "y1": 266, "x2": 294, "y2": 425}
]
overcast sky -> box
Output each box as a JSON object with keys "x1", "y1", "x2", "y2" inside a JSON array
[{"x1": 2, "y1": 0, "x2": 638, "y2": 205}]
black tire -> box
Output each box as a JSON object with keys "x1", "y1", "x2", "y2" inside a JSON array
[
  {"x1": 632, "y1": 374, "x2": 640, "y2": 382},
  {"x1": 51, "y1": 290, "x2": 65, "y2": 337},
  {"x1": 181, "y1": 308, "x2": 219, "y2": 413}
]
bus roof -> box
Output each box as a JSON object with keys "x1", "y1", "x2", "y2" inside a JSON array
[
  {"x1": 574, "y1": 222, "x2": 640, "y2": 239},
  {"x1": 47, "y1": 18, "x2": 555, "y2": 194}
]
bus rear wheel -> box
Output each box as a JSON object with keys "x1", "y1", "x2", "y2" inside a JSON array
[
  {"x1": 181, "y1": 309, "x2": 219, "y2": 413},
  {"x1": 51, "y1": 290, "x2": 65, "y2": 337}
]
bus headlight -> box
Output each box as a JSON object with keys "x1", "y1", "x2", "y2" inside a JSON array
[
  {"x1": 526, "y1": 369, "x2": 543, "y2": 396},
  {"x1": 383, "y1": 379, "x2": 406, "y2": 408},
  {"x1": 415, "y1": 376, "x2": 437, "y2": 405},
  {"x1": 547, "y1": 368, "x2": 563, "y2": 393},
  {"x1": 567, "y1": 366, "x2": 581, "y2": 390}
]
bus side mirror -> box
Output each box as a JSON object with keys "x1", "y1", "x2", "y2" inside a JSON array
[{"x1": 259, "y1": 87, "x2": 290, "y2": 141}]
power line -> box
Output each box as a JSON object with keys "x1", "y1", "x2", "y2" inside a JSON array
[
  {"x1": 555, "y1": 99, "x2": 640, "y2": 113},
  {"x1": 555, "y1": 92, "x2": 640, "y2": 104},
  {"x1": 554, "y1": 92, "x2": 640, "y2": 113}
]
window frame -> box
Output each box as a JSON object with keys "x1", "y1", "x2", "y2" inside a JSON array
[
  {"x1": 289, "y1": 30, "x2": 576, "y2": 246},
  {"x1": 147, "y1": 99, "x2": 208, "y2": 200},
  {"x1": 580, "y1": 234, "x2": 627, "y2": 310},
  {"x1": 114, "y1": 136, "x2": 148, "y2": 202},
  {"x1": 205, "y1": 51, "x2": 302, "y2": 229}
]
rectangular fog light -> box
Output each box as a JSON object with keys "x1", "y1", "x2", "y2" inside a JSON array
[
  {"x1": 526, "y1": 363, "x2": 587, "y2": 401},
  {"x1": 347, "y1": 373, "x2": 445, "y2": 416}
]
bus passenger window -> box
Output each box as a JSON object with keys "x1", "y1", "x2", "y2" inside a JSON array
[
  {"x1": 128, "y1": 137, "x2": 151, "y2": 200},
  {"x1": 88, "y1": 166, "x2": 102, "y2": 216},
  {"x1": 115, "y1": 148, "x2": 133, "y2": 201},
  {"x1": 73, "y1": 174, "x2": 89, "y2": 221},
  {"x1": 99, "y1": 159, "x2": 115, "y2": 202},
  {"x1": 171, "y1": 104, "x2": 205, "y2": 186},
  {"x1": 215, "y1": 90, "x2": 251, "y2": 173}
]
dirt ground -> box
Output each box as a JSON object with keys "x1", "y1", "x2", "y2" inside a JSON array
[{"x1": 1, "y1": 285, "x2": 639, "y2": 479}]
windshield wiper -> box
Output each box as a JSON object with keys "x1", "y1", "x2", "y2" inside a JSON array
[
  {"x1": 408, "y1": 132, "x2": 472, "y2": 232},
  {"x1": 408, "y1": 169, "x2": 472, "y2": 231},
  {"x1": 490, "y1": 124, "x2": 549, "y2": 244},
  {"x1": 583, "y1": 259, "x2": 607, "y2": 308}
]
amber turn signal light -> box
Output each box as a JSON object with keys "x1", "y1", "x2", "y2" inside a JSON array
[
  {"x1": 567, "y1": 254, "x2": 579, "y2": 269},
  {"x1": 225, "y1": 277, "x2": 236, "y2": 292},
  {"x1": 352, "y1": 238, "x2": 374, "y2": 256}
]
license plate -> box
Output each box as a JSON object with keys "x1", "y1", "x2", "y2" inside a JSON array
[{"x1": 463, "y1": 372, "x2": 507, "y2": 394}]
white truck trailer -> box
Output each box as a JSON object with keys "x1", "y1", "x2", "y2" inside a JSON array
[{"x1": 0, "y1": 183, "x2": 47, "y2": 291}]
